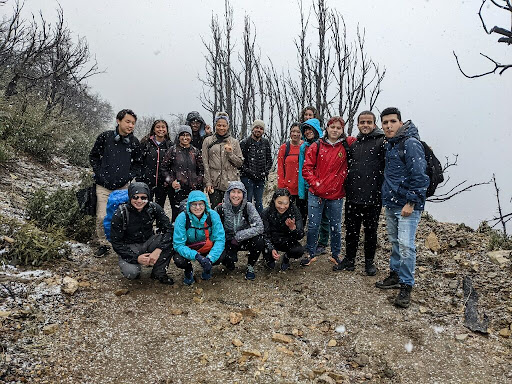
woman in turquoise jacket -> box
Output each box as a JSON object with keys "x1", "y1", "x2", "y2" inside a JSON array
[{"x1": 173, "y1": 190, "x2": 225, "y2": 285}]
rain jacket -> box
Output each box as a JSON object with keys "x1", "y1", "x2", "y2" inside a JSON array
[
  {"x1": 186, "y1": 111, "x2": 210, "y2": 150},
  {"x1": 345, "y1": 128, "x2": 386, "y2": 205},
  {"x1": 298, "y1": 119, "x2": 323, "y2": 199},
  {"x1": 277, "y1": 141, "x2": 302, "y2": 195},
  {"x1": 381, "y1": 120, "x2": 429, "y2": 211},
  {"x1": 261, "y1": 202, "x2": 304, "y2": 252},
  {"x1": 240, "y1": 136, "x2": 272, "y2": 181},
  {"x1": 215, "y1": 181, "x2": 264, "y2": 242},
  {"x1": 160, "y1": 143, "x2": 204, "y2": 190},
  {"x1": 202, "y1": 134, "x2": 244, "y2": 191},
  {"x1": 173, "y1": 190, "x2": 225, "y2": 262},
  {"x1": 137, "y1": 136, "x2": 172, "y2": 190}
]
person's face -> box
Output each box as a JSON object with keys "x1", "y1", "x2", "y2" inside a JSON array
[
  {"x1": 274, "y1": 195, "x2": 290, "y2": 214},
  {"x1": 326, "y1": 120, "x2": 344, "y2": 141},
  {"x1": 252, "y1": 125, "x2": 264, "y2": 139},
  {"x1": 215, "y1": 119, "x2": 228, "y2": 136},
  {"x1": 190, "y1": 120, "x2": 201, "y2": 132},
  {"x1": 179, "y1": 132, "x2": 192, "y2": 147},
  {"x1": 153, "y1": 122, "x2": 168, "y2": 139},
  {"x1": 304, "y1": 127, "x2": 315, "y2": 140},
  {"x1": 303, "y1": 109, "x2": 315, "y2": 121},
  {"x1": 290, "y1": 126, "x2": 301, "y2": 143},
  {"x1": 130, "y1": 193, "x2": 148, "y2": 212},
  {"x1": 229, "y1": 188, "x2": 244, "y2": 206},
  {"x1": 117, "y1": 114, "x2": 136, "y2": 136},
  {"x1": 190, "y1": 201, "x2": 206, "y2": 218},
  {"x1": 357, "y1": 114, "x2": 376, "y2": 135},
  {"x1": 381, "y1": 114, "x2": 403, "y2": 139}
]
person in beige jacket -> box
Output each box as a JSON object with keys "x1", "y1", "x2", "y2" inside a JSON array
[{"x1": 202, "y1": 112, "x2": 244, "y2": 208}]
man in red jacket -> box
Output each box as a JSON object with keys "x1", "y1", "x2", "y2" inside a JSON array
[{"x1": 301, "y1": 116, "x2": 356, "y2": 267}]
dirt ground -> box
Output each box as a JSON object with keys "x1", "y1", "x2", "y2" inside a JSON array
[{"x1": 1, "y1": 156, "x2": 511, "y2": 384}]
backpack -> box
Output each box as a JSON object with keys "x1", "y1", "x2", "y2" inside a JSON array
[
  {"x1": 114, "y1": 201, "x2": 158, "y2": 237},
  {"x1": 104, "y1": 190, "x2": 129, "y2": 242},
  {"x1": 397, "y1": 138, "x2": 444, "y2": 198},
  {"x1": 76, "y1": 184, "x2": 97, "y2": 216}
]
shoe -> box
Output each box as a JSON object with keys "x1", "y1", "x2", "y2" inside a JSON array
[
  {"x1": 332, "y1": 258, "x2": 355, "y2": 272},
  {"x1": 264, "y1": 260, "x2": 276, "y2": 270},
  {"x1": 375, "y1": 271, "x2": 400, "y2": 289},
  {"x1": 245, "y1": 265, "x2": 256, "y2": 280},
  {"x1": 224, "y1": 259, "x2": 236, "y2": 271},
  {"x1": 201, "y1": 270, "x2": 212, "y2": 281},
  {"x1": 365, "y1": 259, "x2": 377, "y2": 276},
  {"x1": 315, "y1": 246, "x2": 327, "y2": 256},
  {"x1": 300, "y1": 255, "x2": 317, "y2": 266},
  {"x1": 95, "y1": 245, "x2": 109, "y2": 258},
  {"x1": 183, "y1": 270, "x2": 194, "y2": 286},
  {"x1": 151, "y1": 274, "x2": 174, "y2": 285},
  {"x1": 280, "y1": 256, "x2": 290, "y2": 271},
  {"x1": 394, "y1": 284, "x2": 412, "y2": 308}
]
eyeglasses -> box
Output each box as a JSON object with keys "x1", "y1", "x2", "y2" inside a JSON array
[
  {"x1": 190, "y1": 202, "x2": 205, "y2": 208},
  {"x1": 131, "y1": 196, "x2": 148, "y2": 201}
]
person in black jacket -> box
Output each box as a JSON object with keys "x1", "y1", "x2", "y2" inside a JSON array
[
  {"x1": 240, "y1": 119, "x2": 272, "y2": 214},
  {"x1": 89, "y1": 109, "x2": 143, "y2": 257},
  {"x1": 261, "y1": 188, "x2": 305, "y2": 271},
  {"x1": 334, "y1": 110, "x2": 385, "y2": 275},
  {"x1": 138, "y1": 120, "x2": 173, "y2": 208},
  {"x1": 185, "y1": 111, "x2": 212, "y2": 150},
  {"x1": 110, "y1": 182, "x2": 174, "y2": 285}
]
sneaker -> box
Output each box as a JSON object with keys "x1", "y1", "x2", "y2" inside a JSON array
[
  {"x1": 245, "y1": 265, "x2": 256, "y2": 280},
  {"x1": 365, "y1": 260, "x2": 377, "y2": 276},
  {"x1": 151, "y1": 274, "x2": 174, "y2": 285},
  {"x1": 315, "y1": 246, "x2": 327, "y2": 256},
  {"x1": 300, "y1": 255, "x2": 317, "y2": 267},
  {"x1": 183, "y1": 270, "x2": 194, "y2": 286},
  {"x1": 280, "y1": 256, "x2": 290, "y2": 271},
  {"x1": 95, "y1": 245, "x2": 109, "y2": 258},
  {"x1": 264, "y1": 260, "x2": 276, "y2": 270},
  {"x1": 375, "y1": 271, "x2": 400, "y2": 289},
  {"x1": 201, "y1": 270, "x2": 212, "y2": 281},
  {"x1": 332, "y1": 258, "x2": 355, "y2": 272},
  {"x1": 394, "y1": 284, "x2": 412, "y2": 308}
]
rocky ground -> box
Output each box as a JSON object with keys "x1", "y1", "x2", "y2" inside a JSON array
[{"x1": 1, "y1": 156, "x2": 511, "y2": 384}]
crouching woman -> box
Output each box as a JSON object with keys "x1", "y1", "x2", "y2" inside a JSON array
[
  {"x1": 261, "y1": 188, "x2": 305, "y2": 271},
  {"x1": 173, "y1": 190, "x2": 225, "y2": 285},
  {"x1": 111, "y1": 182, "x2": 174, "y2": 285}
]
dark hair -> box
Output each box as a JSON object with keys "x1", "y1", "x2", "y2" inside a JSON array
[
  {"x1": 380, "y1": 107, "x2": 401, "y2": 122},
  {"x1": 142, "y1": 119, "x2": 169, "y2": 142},
  {"x1": 290, "y1": 122, "x2": 300, "y2": 131},
  {"x1": 357, "y1": 110, "x2": 376, "y2": 124},
  {"x1": 116, "y1": 109, "x2": 137, "y2": 122},
  {"x1": 300, "y1": 106, "x2": 317, "y2": 123}
]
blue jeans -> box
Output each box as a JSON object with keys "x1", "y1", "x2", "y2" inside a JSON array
[
  {"x1": 306, "y1": 191, "x2": 343, "y2": 258},
  {"x1": 385, "y1": 207, "x2": 421, "y2": 286},
  {"x1": 241, "y1": 177, "x2": 265, "y2": 214}
]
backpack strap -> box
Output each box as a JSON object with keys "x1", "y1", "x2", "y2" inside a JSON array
[
  {"x1": 282, "y1": 141, "x2": 291, "y2": 179},
  {"x1": 120, "y1": 203, "x2": 130, "y2": 232}
]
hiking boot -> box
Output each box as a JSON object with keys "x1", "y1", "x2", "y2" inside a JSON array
[
  {"x1": 224, "y1": 259, "x2": 236, "y2": 271},
  {"x1": 300, "y1": 255, "x2": 317, "y2": 267},
  {"x1": 201, "y1": 270, "x2": 212, "y2": 281},
  {"x1": 183, "y1": 270, "x2": 194, "y2": 286},
  {"x1": 365, "y1": 259, "x2": 377, "y2": 276},
  {"x1": 280, "y1": 256, "x2": 290, "y2": 271},
  {"x1": 375, "y1": 271, "x2": 400, "y2": 289},
  {"x1": 264, "y1": 260, "x2": 276, "y2": 270},
  {"x1": 332, "y1": 258, "x2": 355, "y2": 272},
  {"x1": 95, "y1": 245, "x2": 109, "y2": 258},
  {"x1": 315, "y1": 245, "x2": 327, "y2": 256},
  {"x1": 394, "y1": 284, "x2": 413, "y2": 308},
  {"x1": 245, "y1": 265, "x2": 256, "y2": 280},
  {"x1": 151, "y1": 274, "x2": 174, "y2": 285}
]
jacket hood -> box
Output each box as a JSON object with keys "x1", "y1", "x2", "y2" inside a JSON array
[
  {"x1": 186, "y1": 111, "x2": 206, "y2": 137},
  {"x1": 223, "y1": 181, "x2": 248, "y2": 209},
  {"x1": 128, "y1": 182, "x2": 151, "y2": 199},
  {"x1": 357, "y1": 127, "x2": 385, "y2": 140},
  {"x1": 186, "y1": 190, "x2": 211, "y2": 212},
  {"x1": 300, "y1": 118, "x2": 322, "y2": 142},
  {"x1": 389, "y1": 120, "x2": 420, "y2": 142}
]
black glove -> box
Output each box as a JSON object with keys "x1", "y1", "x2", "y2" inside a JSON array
[{"x1": 195, "y1": 253, "x2": 212, "y2": 273}]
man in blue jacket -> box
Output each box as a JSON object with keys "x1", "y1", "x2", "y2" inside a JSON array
[{"x1": 375, "y1": 107, "x2": 429, "y2": 308}]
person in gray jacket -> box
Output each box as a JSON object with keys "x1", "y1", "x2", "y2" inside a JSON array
[{"x1": 215, "y1": 181, "x2": 265, "y2": 280}]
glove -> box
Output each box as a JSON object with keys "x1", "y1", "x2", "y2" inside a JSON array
[
  {"x1": 230, "y1": 238, "x2": 239, "y2": 246},
  {"x1": 195, "y1": 253, "x2": 212, "y2": 273}
]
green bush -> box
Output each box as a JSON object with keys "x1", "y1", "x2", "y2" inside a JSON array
[
  {"x1": 0, "y1": 140, "x2": 13, "y2": 163},
  {"x1": 26, "y1": 187, "x2": 95, "y2": 242},
  {"x1": 7, "y1": 120, "x2": 55, "y2": 163},
  {"x1": 62, "y1": 131, "x2": 95, "y2": 167},
  {"x1": 488, "y1": 231, "x2": 512, "y2": 251}
]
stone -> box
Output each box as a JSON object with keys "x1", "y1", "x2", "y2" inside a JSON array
[
  {"x1": 229, "y1": 312, "x2": 243, "y2": 325},
  {"x1": 240, "y1": 308, "x2": 258, "y2": 318},
  {"x1": 328, "y1": 372, "x2": 348, "y2": 381},
  {"x1": 313, "y1": 367, "x2": 327, "y2": 375},
  {"x1": 353, "y1": 354, "x2": 369, "y2": 367},
  {"x1": 170, "y1": 308, "x2": 183, "y2": 315},
  {"x1": 449, "y1": 240, "x2": 458, "y2": 247},
  {"x1": 272, "y1": 333, "x2": 293, "y2": 344},
  {"x1": 0, "y1": 310, "x2": 11, "y2": 318},
  {"x1": 62, "y1": 277, "x2": 79, "y2": 295},
  {"x1": 261, "y1": 351, "x2": 269, "y2": 362},
  {"x1": 193, "y1": 297, "x2": 203, "y2": 304},
  {"x1": 242, "y1": 349, "x2": 261, "y2": 357},
  {"x1": 114, "y1": 289, "x2": 129, "y2": 296},
  {"x1": 276, "y1": 346, "x2": 294, "y2": 355},
  {"x1": 194, "y1": 288, "x2": 203, "y2": 295},
  {"x1": 43, "y1": 324, "x2": 59, "y2": 335},
  {"x1": 384, "y1": 367, "x2": 395, "y2": 378},
  {"x1": 419, "y1": 306, "x2": 428, "y2": 314},
  {"x1": 78, "y1": 281, "x2": 91, "y2": 288},
  {"x1": 317, "y1": 374, "x2": 336, "y2": 384},
  {"x1": 487, "y1": 272, "x2": 498, "y2": 279},
  {"x1": 498, "y1": 328, "x2": 511, "y2": 338},
  {"x1": 232, "y1": 338, "x2": 243, "y2": 347},
  {"x1": 444, "y1": 271, "x2": 456, "y2": 278},
  {"x1": 2, "y1": 235, "x2": 14, "y2": 244},
  {"x1": 455, "y1": 333, "x2": 468, "y2": 341},
  {"x1": 425, "y1": 232, "x2": 441, "y2": 253},
  {"x1": 327, "y1": 339, "x2": 337, "y2": 347},
  {"x1": 418, "y1": 266, "x2": 427, "y2": 273},
  {"x1": 487, "y1": 251, "x2": 510, "y2": 266}
]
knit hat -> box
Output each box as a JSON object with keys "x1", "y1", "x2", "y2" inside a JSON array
[
  {"x1": 177, "y1": 125, "x2": 193, "y2": 136},
  {"x1": 251, "y1": 119, "x2": 265, "y2": 130},
  {"x1": 128, "y1": 182, "x2": 150, "y2": 199}
]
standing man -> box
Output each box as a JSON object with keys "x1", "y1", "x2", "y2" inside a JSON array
[
  {"x1": 375, "y1": 107, "x2": 429, "y2": 308},
  {"x1": 185, "y1": 111, "x2": 212, "y2": 149},
  {"x1": 334, "y1": 111, "x2": 385, "y2": 275},
  {"x1": 89, "y1": 109, "x2": 143, "y2": 257},
  {"x1": 240, "y1": 119, "x2": 272, "y2": 214}
]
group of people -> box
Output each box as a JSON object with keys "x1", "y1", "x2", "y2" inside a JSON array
[{"x1": 89, "y1": 105, "x2": 429, "y2": 309}]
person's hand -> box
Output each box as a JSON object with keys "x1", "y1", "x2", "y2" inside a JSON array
[
  {"x1": 195, "y1": 254, "x2": 212, "y2": 273},
  {"x1": 285, "y1": 218, "x2": 296, "y2": 231},
  {"x1": 148, "y1": 249, "x2": 162, "y2": 266},
  {"x1": 271, "y1": 249, "x2": 280, "y2": 260},
  {"x1": 137, "y1": 253, "x2": 151, "y2": 266},
  {"x1": 401, "y1": 203, "x2": 414, "y2": 217},
  {"x1": 224, "y1": 142, "x2": 233, "y2": 153},
  {"x1": 171, "y1": 180, "x2": 180, "y2": 190},
  {"x1": 206, "y1": 186, "x2": 214, "y2": 194},
  {"x1": 205, "y1": 124, "x2": 212, "y2": 135}
]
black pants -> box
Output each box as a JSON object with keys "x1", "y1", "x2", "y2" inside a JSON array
[
  {"x1": 173, "y1": 251, "x2": 226, "y2": 273},
  {"x1": 208, "y1": 189, "x2": 225, "y2": 210},
  {"x1": 223, "y1": 235, "x2": 265, "y2": 267},
  {"x1": 153, "y1": 185, "x2": 171, "y2": 210},
  {"x1": 169, "y1": 187, "x2": 193, "y2": 223},
  {"x1": 344, "y1": 202, "x2": 381, "y2": 262},
  {"x1": 263, "y1": 238, "x2": 305, "y2": 262},
  {"x1": 291, "y1": 195, "x2": 308, "y2": 227}
]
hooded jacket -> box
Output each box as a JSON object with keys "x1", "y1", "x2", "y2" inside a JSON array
[
  {"x1": 215, "y1": 181, "x2": 264, "y2": 242},
  {"x1": 381, "y1": 120, "x2": 429, "y2": 211},
  {"x1": 298, "y1": 119, "x2": 323, "y2": 199},
  {"x1": 277, "y1": 140, "x2": 302, "y2": 195},
  {"x1": 345, "y1": 128, "x2": 386, "y2": 205},
  {"x1": 173, "y1": 190, "x2": 225, "y2": 262},
  {"x1": 261, "y1": 200, "x2": 304, "y2": 252},
  {"x1": 186, "y1": 111, "x2": 209, "y2": 150},
  {"x1": 89, "y1": 128, "x2": 143, "y2": 190},
  {"x1": 240, "y1": 135, "x2": 272, "y2": 181},
  {"x1": 202, "y1": 133, "x2": 244, "y2": 191},
  {"x1": 110, "y1": 182, "x2": 172, "y2": 263},
  {"x1": 138, "y1": 136, "x2": 173, "y2": 189}
]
